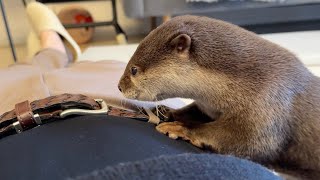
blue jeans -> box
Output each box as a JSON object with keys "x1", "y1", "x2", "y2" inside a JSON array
[{"x1": 0, "y1": 115, "x2": 278, "y2": 180}]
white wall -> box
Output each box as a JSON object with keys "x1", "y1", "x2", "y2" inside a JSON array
[{"x1": 0, "y1": 0, "x2": 148, "y2": 47}]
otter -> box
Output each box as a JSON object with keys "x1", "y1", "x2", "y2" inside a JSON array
[{"x1": 118, "y1": 15, "x2": 320, "y2": 179}]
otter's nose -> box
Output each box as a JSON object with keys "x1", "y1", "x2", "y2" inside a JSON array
[{"x1": 118, "y1": 85, "x2": 122, "y2": 92}]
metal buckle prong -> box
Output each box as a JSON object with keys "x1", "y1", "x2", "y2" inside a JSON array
[
  {"x1": 59, "y1": 99, "x2": 109, "y2": 118},
  {"x1": 33, "y1": 114, "x2": 42, "y2": 125},
  {"x1": 13, "y1": 121, "x2": 23, "y2": 133}
]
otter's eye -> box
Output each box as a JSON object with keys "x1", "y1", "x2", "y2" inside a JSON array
[{"x1": 131, "y1": 67, "x2": 138, "y2": 76}]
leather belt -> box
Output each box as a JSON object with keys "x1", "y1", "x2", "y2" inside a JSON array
[{"x1": 0, "y1": 93, "x2": 149, "y2": 139}]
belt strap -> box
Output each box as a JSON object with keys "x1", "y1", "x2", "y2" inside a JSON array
[
  {"x1": 0, "y1": 94, "x2": 100, "y2": 126},
  {"x1": 0, "y1": 94, "x2": 151, "y2": 140},
  {"x1": 15, "y1": 101, "x2": 37, "y2": 132}
]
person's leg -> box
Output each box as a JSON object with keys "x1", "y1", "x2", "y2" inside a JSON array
[
  {"x1": 40, "y1": 30, "x2": 66, "y2": 54},
  {"x1": 25, "y1": 1, "x2": 81, "y2": 70},
  {"x1": 31, "y1": 30, "x2": 69, "y2": 71},
  {"x1": 0, "y1": 115, "x2": 202, "y2": 180},
  {"x1": 0, "y1": 115, "x2": 281, "y2": 180},
  {"x1": 0, "y1": 64, "x2": 50, "y2": 114},
  {"x1": 0, "y1": 31, "x2": 69, "y2": 113},
  {"x1": 26, "y1": 2, "x2": 81, "y2": 60},
  {"x1": 0, "y1": 2, "x2": 77, "y2": 114}
]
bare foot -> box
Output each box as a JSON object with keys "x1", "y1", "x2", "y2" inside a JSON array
[{"x1": 40, "y1": 30, "x2": 66, "y2": 54}]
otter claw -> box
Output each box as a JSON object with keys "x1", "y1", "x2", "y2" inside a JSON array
[
  {"x1": 168, "y1": 133, "x2": 179, "y2": 139},
  {"x1": 156, "y1": 121, "x2": 188, "y2": 140}
]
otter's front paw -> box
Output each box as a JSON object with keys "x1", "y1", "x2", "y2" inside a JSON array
[
  {"x1": 156, "y1": 121, "x2": 204, "y2": 148},
  {"x1": 156, "y1": 121, "x2": 188, "y2": 139}
]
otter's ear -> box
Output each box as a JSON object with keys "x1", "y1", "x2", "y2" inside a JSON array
[{"x1": 170, "y1": 34, "x2": 191, "y2": 53}]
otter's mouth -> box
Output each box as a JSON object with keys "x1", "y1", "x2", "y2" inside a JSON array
[
  {"x1": 135, "y1": 91, "x2": 165, "y2": 102},
  {"x1": 125, "y1": 89, "x2": 167, "y2": 102},
  {"x1": 135, "y1": 92, "x2": 156, "y2": 102},
  {"x1": 122, "y1": 89, "x2": 139, "y2": 100}
]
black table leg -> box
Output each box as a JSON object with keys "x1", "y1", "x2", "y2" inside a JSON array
[
  {"x1": 22, "y1": 0, "x2": 27, "y2": 7},
  {"x1": 0, "y1": 0, "x2": 17, "y2": 62},
  {"x1": 111, "y1": 0, "x2": 127, "y2": 38}
]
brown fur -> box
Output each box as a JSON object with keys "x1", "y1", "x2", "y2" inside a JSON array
[{"x1": 118, "y1": 15, "x2": 320, "y2": 179}]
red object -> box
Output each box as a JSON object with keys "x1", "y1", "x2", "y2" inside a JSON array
[
  {"x1": 58, "y1": 6, "x2": 95, "y2": 44},
  {"x1": 75, "y1": 14, "x2": 93, "y2": 24}
]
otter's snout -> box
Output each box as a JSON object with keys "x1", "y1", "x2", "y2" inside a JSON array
[
  {"x1": 118, "y1": 85, "x2": 122, "y2": 92},
  {"x1": 118, "y1": 80, "x2": 124, "y2": 93},
  {"x1": 118, "y1": 76, "x2": 137, "y2": 99},
  {"x1": 118, "y1": 75, "x2": 129, "y2": 94}
]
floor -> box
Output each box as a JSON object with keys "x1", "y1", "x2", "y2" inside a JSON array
[{"x1": 0, "y1": 45, "x2": 27, "y2": 68}]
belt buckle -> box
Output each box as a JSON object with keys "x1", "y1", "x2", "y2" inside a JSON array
[{"x1": 60, "y1": 99, "x2": 109, "y2": 118}]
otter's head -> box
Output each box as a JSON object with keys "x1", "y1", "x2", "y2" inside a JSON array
[{"x1": 118, "y1": 16, "x2": 205, "y2": 101}]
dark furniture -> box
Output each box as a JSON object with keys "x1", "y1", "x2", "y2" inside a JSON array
[{"x1": 122, "y1": 0, "x2": 320, "y2": 33}]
